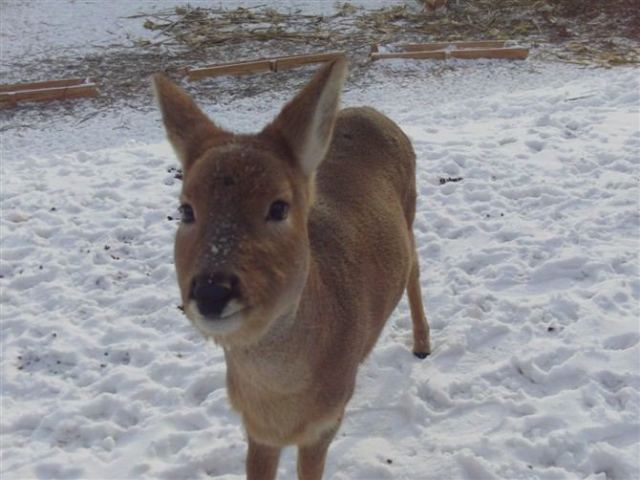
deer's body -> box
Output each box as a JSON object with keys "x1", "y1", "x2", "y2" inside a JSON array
[
  {"x1": 154, "y1": 59, "x2": 430, "y2": 480},
  {"x1": 227, "y1": 106, "x2": 418, "y2": 447}
]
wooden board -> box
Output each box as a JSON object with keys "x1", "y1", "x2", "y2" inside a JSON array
[
  {"x1": 450, "y1": 47, "x2": 529, "y2": 60},
  {"x1": 400, "y1": 40, "x2": 507, "y2": 52},
  {"x1": 0, "y1": 78, "x2": 99, "y2": 108},
  {"x1": 187, "y1": 60, "x2": 274, "y2": 81},
  {"x1": 371, "y1": 50, "x2": 447, "y2": 61},
  {"x1": 185, "y1": 52, "x2": 345, "y2": 81},
  {"x1": 273, "y1": 52, "x2": 344, "y2": 72},
  {"x1": 370, "y1": 46, "x2": 528, "y2": 61},
  {"x1": 0, "y1": 78, "x2": 89, "y2": 93}
]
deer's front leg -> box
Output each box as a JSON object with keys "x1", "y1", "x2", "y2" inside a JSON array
[
  {"x1": 296, "y1": 421, "x2": 341, "y2": 480},
  {"x1": 247, "y1": 436, "x2": 281, "y2": 480}
]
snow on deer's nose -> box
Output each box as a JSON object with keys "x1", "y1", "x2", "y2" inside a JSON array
[{"x1": 205, "y1": 216, "x2": 238, "y2": 264}]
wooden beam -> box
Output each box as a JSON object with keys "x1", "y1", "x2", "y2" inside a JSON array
[
  {"x1": 370, "y1": 46, "x2": 528, "y2": 61},
  {"x1": 274, "y1": 52, "x2": 345, "y2": 71},
  {"x1": 0, "y1": 79, "x2": 99, "y2": 108},
  {"x1": 185, "y1": 51, "x2": 345, "y2": 81},
  {"x1": 400, "y1": 40, "x2": 507, "y2": 52},
  {"x1": 187, "y1": 59, "x2": 274, "y2": 81},
  {"x1": 450, "y1": 47, "x2": 529, "y2": 60},
  {"x1": 371, "y1": 50, "x2": 447, "y2": 61},
  {"x1": 0, "y1": 78, "x2": 90, "y2": 93}
]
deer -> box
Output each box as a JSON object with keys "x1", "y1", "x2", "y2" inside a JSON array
[{"x1": 153, "y1": 57, "x2": 430, "y2": 480}]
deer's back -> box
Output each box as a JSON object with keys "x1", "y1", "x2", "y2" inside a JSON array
[
  {"x1": 318, "y1": 107, "x2": 416, "y2": 216},
  {"x1": 308, "y1": 106, "x2": 417, "y2": 361}
]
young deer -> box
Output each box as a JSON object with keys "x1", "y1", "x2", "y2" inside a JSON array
[{"x1": 153, "y1": 58, "x2": 430, "y2": 480}]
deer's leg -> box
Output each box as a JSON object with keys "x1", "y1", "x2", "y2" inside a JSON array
[
  {"x1": 297, "y1": 421, "x2": 340, "y2": 480},
  {"x1": 247, "y1": 436, "x2": 281, "y2": 480},
  {"x1": 407, "y1": 251, "x2": 431, "y2": 359}
]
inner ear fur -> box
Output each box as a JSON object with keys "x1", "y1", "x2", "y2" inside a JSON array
[{"x1": 263, "y1": 58, "x2": 348, "y2": 176}]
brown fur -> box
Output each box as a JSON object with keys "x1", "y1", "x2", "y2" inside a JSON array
[{"x1": 154, "y1": 58, "x2": 430, "y2": 479}]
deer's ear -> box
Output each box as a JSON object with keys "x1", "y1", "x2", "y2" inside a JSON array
[
  {"x1": 152, "y1": 74, "x2": 230, "y2": 171},
  {"x1": 264, "y1": 58, "x2": 347, "y2": 176}
]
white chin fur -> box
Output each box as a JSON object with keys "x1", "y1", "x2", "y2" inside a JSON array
[{"x1": 186, "y1": 300, "x2": 245, "y2": 337}]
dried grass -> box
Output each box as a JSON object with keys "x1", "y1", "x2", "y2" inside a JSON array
[{"x1": 131, "y1": 1, "x2": 639, "y2": 66}]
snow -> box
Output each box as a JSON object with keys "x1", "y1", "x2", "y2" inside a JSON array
[{"x1": 2, "y1": 2, "x2": 640, "y2": 479}]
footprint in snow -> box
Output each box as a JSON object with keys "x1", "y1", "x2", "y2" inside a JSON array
[
  {"x1": 525, "y1": 139, "x2": 545, "y2": 152},
  {"x1": 602, "y1": 332, "x2": 639, "y2": 351}
]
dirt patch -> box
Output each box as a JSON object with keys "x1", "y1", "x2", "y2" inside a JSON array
[
  {"x1": 136, "y1": 1, "x2": 639, "y2": 65},
  {"x1": 1, "y1": 1, "x2": 637, "y2": 118}
]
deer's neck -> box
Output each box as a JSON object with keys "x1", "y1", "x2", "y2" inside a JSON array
[{"x1": 223, "y1": 256, "x2": 326, "y2": 393}]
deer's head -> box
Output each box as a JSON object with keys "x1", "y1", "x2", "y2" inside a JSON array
[{"x1": 154, "y1": 59, "x2": 347, "y2": 346}]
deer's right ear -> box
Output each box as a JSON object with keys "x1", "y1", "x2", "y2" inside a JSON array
[
  {"x1": 152, "y1": 74, "x2": 230, "y2": 171},
  {"x1": 264, "y1": 58, "x2": 347, "y2": 176}
]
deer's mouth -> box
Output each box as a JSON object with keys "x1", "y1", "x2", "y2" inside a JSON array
[{"x1": 186, "y1": 300, "x2": 248, "y2": 336}]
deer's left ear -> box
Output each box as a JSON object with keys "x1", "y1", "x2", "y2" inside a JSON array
[
  {"x1": 264, "y1": 58, "x2": 347, "y2": 176},
  {"x1": 152, "y1": 73, "x2": 231, "y2": 172}
]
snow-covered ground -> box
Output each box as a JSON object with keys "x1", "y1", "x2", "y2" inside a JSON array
[{"x1": 2, "y1": 2, "x2": 639, "y2": 479}]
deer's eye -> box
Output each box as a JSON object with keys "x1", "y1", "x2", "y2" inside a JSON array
[
  {"x1": 179, "y1": 204, "x2": 195, "y2": 224},
  {"x1": 267, "y1": 200, "x2": 289, "y2": 222}
]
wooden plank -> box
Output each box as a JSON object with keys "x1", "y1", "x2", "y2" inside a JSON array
[
  {"x1": 187, "y1": 59, "x2": 274, "y2": 81},
  {"x1": 450, "y1": 47, "x2": 529, "y2": 60},
  {"x1": 370, "y1": 47, "x2": 528, "y2": 61},
  {"x1": 185, "y1": 51, "x2": 345, "y2": 81},
  {"x1": 0, "y1": 78, "x2": 87, "y2": 93},
  {"x1": 401, "y1": 40, "x2": 507, "y2": 52},
  {"x1": 274, "y1": 52, "x2": 345, "y2": 71},
  {"x1": 0, "y1": 83, "x2": 99, "y2": 107},
  {"x1": 370, "y1": 50, "x2": 447, "y2": 61}
]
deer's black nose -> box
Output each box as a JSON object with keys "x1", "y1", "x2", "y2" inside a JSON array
[{"x1": 190, "y1": 273, "x2": 239, "y2": 318}]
